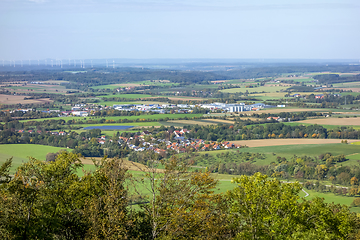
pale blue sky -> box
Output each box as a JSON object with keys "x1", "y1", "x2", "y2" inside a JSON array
[{"x1": 0, "y1": 0, "x2": 359, "y2": 60}]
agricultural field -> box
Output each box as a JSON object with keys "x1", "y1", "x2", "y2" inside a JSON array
[
  {"x1": 230, "y1": 139, "x2": 360, "y2": 148},
  {"x1": 0, "y1": 94, "x2": 53, "y2": 105},
  {"x1": 298, "y1": 117, "x2": 360, "y2": 126},
  {"x1": 100, "y1": 94, "x2": 155, "y2": 99},
  {"x1": 96, "y1": 99, "x2": 166, "y2": 106},
  {"x1": 16, "y1": 113, "x2": 204, "y2": 123},
  {"x1": 198, "y1": 143, "x2": 360, "y2": 167},
  {"x1": 0, "y1": 144, "x2": 71, "y2": 172},
  {"x1": 90, "y1": 81, "x2": 179, "y2": 90},
  {"x1": 220, "y1": 85, "x2": 286, "y2": 94},
  {"x1": 0, "y1": 83, "x2": 76, "y2": 94}
]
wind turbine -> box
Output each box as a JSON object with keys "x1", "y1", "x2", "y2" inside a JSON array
[
  {"x1": 113, "y1": 60, "x2": 115, "y2": 68},
  {"x1": 83, "y1": 60, "x2": 85, "y2": 68},
  {"x1": 106, "y1": 59, "x2": 108, "y2": 68}
]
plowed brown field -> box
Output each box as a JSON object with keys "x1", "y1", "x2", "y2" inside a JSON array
[{"x1": 298, "y1": 117, "x2": 360, "y2": 125}]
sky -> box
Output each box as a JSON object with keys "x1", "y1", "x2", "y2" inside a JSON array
[{"x1": 0, "y1": 0, "x2": 359, "y2": 61}]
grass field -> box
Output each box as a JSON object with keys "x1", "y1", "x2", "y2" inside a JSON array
[
  {"x1": 16, "y1": 113, "x2": 204, "y2": 123},
  {"x1": 90, "y1": 81, "x2": 179, "y2": 90},
  {"x1": 78, "y1": 122, "x2": 162, "y2": 128},
  {"x1": 199, "y1": 143, "x2": 360, "y2": 166},
  {"x1": 221, "y1": 85, "x2": 287, "y2": 93},
  {"x1": 97, "y1": 100, "x2": 167, "y2": 106},
  {"x1": 231, "y1": 139, "x2": 359, "y2": 148},
  {"x1": 0, "y1": 144, "x2": 71, "y2": 172},
  {"x1": 101, "y1": 94, "x2": 155, "y2": 99}
]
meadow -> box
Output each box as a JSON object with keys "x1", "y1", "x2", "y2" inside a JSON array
[
  {"x1": 17, "y1": 113, "x2": 204, "y2": 123},
  {"x1": 0, "y1": 144, "x2": 71, "y2": 172},
  {"x1": 90, "y1": 81, "x2": 179, "y2": 90},
  {"x1": 197, "y1": 143, "x2": 360, "y2": 166},
  {"x1": 100, "y1": 94, "x2": 155, "y2": 99},
  {"x1": 220, "y1": 85, "x2": 286, "y2": 94}
]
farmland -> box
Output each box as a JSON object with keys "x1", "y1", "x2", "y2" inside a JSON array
[
  {"x1": 298, "y1": 117, "x2": 360, "y2": 126},
  {"x1": 0, "y1": 144, "x2": 70, "y2": 171},
  {"x1": 230, "y1": 139, "x2": 360, "y2": 148},
  {"x1": 17, "y1": 113, "x2": 204, "y2": 123},
  {"x1": 1, "y1": 64, "x2": 360, "y2": 215},
  {"x1": 0, "y1": 94, "x2": 53, "y2": 105}
]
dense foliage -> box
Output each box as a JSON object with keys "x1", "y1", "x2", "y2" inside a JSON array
[{"x1": 1, "y1": 153, "x2": 360, "y2": 239}]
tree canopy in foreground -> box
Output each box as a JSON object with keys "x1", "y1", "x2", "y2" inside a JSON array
[{"x1": 0, "y1": 152, "x2": 359, "y2": 239}]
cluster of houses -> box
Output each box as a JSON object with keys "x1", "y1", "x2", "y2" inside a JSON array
[
  {"x1": 17, "y1": 129, "x2": 67, "y2": 135},
  {"x1": 97, "y1": 129, "x2": 241, "y2": 154},
  {"x1": 289, "y1": 93, "x2": 341, "y2": 99}
]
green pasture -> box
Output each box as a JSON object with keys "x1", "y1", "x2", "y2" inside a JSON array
[
  {"x1": 220, "y1": 85, "x2": 286, "y2": 94},
  {"x1": 78, "y1": 122, "x2": 162, "y2": 129},
  {"x1": 280, "y1": 78, "x2": 314, "y2": 83},
  {"x1": 336, "y1": 92, "x2": 360, "y2": 97},
  {"x1": 299, "y1": 189, "x2": 360, "y2": 212},
  {"x1": 198, "y1": 143, "x2": 360, "y2": 166},
  {"x1": 101, "y1": 94, "x2": 155, "y2": 99},
  {"x1": 90, "y1": 81, "x2": 179, "y2": 90},
  {"x1": 333, "y1": 81, "x2": 360, "y2": 88},
  {"x1": 97, "y1": 100, "x2": 167, "y2": 106},
  {"x1": 15, "y1": 113, "x2": 203, "y2": 124},
  {"x1": 214, "y1": 173, "x2": 359, "y2": 212},
  {"x1": 0, "y1": 144, "x2": 71, "y2": 172}
]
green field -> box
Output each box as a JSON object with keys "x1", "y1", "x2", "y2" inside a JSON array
[
  {"x1": 90, "y1": 81, "x2": 179, "y2": 90},
  {"x1": 101, "y1": 94, "x2": 155, "y2": 99},
  {"x1": 97, "y1": 100, "x2": 167, "y2": 106},
  {"x1": 221, "y1": 85, "x2": 286, "y2": 93},
  {"x1": 78, "y1": 122, "x2": 162, "y2": 128},
  {"x1": 0, "y1": 144, "x2": 71, "y2": 172},
  {"x1": 16, "y1": 113, "x2": 204, "y2": 123},
  {"x1": 197, "y1": 143, "x2": 360, "y2": 166}
]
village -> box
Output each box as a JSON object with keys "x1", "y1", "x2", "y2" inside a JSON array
[{"x1": 99, "y1": 128, "x2": 242, "y2": 154}]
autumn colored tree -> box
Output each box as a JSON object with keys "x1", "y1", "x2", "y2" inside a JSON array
[{"x1": 351, "y1": 177, "x2": 359, "y2": 186}]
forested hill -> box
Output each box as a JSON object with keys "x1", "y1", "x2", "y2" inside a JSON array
[{"x1": 1, "y1": 64, "x2": 360, "y2": 87}]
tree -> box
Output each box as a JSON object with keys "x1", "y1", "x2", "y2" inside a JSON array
[
  {"x1": 84, "y1": 158, "x2": 133, "y2": 239},
  {"x1": 134, "y1": 156, "x2": 228, "y2": 239},
  {"x1": 227, "y1": 173, "x2": 303, "y2": 238},
  {"x1": 227, "y1": 172, "x2": 360, "y2": 239},
  {"x1": 0, "y1": 157, "x2": 12, "y2": 184},
  {"x1": 0, "y1": 151, "x2": 88, "y2": 239},
  {"x1": 351, "y1": 177, "x2": 359, "y2": 186}
]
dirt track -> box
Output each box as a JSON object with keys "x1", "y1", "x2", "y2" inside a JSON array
[{"x1": 231, "y1": 139, "x2": 359, "y2": 148}]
